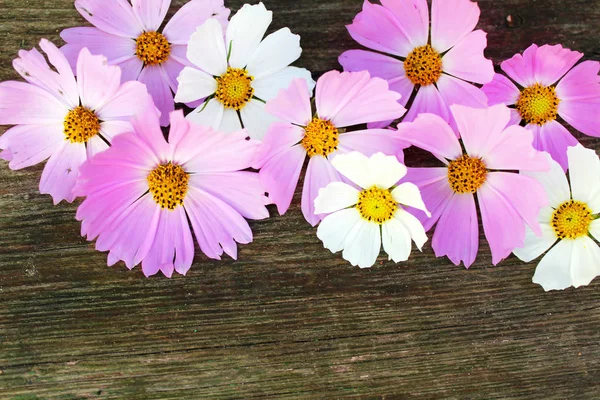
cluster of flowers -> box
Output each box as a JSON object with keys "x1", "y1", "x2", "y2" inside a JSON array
[{"x1": 0, "y1": 0, "x2": 599, "y2": 291}]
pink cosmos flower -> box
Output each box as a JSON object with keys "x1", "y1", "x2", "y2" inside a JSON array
[
  {"x1": 61, "y1": 0, "x2": 230, "y2": 126},
  {"x1": 74, "y1": 108, "x2": 269, "y2": 278},
  {"x1": 255, "y1": 70, "x2": 407, "y2": 226},
  {"x1": 482, "y1": 44, "x2": 600, "y2": 170},
  {"x1": 0, "y1": 39, "x2": 151, "y2": 204},
  {"x1": 397, "y1": 104, "x2": 550, "y2": 268},
  {"x1": 339, "y1": 0, "x2": 494, "y2": 129}
]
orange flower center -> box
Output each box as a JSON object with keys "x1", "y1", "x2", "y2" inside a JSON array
[
  {"x1": 63, "y1": 106, "x2": 100, "y2": 143},
  {"x1": 447, "y1": 155, "x2": 488, "y2": 194},
  {"x1": 135, "y1": 31, "x2": 171, "y2": 66},
  {"x1": 147, "y1": 163, "x2": 189, "y2": 210},
  {"x1": 404, "y1": 45, "x2": 443, "y2": 86}
]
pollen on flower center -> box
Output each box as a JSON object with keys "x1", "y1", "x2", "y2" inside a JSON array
[
  {"x1": 357, "y1": 186, "x2": 398, "y2": 224},
  {"x1": 147, "y1": 163, "x2": 189, "y2": 211},
  {"x1": 516, "y1": 83, "x2": 560, "y2": 125},
  {"x1": 404, "y1": 45, "x2": 443, "y2": 86},
  {"x1": 447, "y1": 155, "x2": 488, "y2": 194},
  {"x1": 63, "y1": 106, "x2": 101, "y2": 143},
  {"x1": 301, "y1": 118, "x2": 340, "y2": 157},
  {"x1": 551, "y1": 200, "x2": 593, "y2": 239},
  {"x1": 135, "y1": 31, "x2": 171, "y2": 66},
  {"x1": 215, "y1": 67, "x2": 254, "y2": 110}
]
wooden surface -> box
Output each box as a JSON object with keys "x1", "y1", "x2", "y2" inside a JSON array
[{"x1": 1, "y1": 0, "x2": 600, "y2": 398}]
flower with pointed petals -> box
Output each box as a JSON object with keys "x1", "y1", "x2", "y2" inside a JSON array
[
  {"x1": 174, "y1": 2, "x2": 314, "y2": 140},
  {"x1": 74, "y1": 108, "x2": 269, "y2": 278},
  {"x1": 339, "y1": 0, "x2": 494, "y2": 129},
  {"x1": 0, "y1": 39, "x2": 151, "y2": 204},
  {"x1": 514, "y1": 145, "x2": 600, "y2": 291},
  {"x1": 315, "y1": 152, "x2": 429, "y2": 268},
  {"x1": 397, "y1": 104, "x2": 550, "y2": 268},
  {"x1": 255, "y1": 71, "x2": 408, "y2": 226},
  {"x1": 482, "y1": 44, "x2": 600, "y2": 170},
  {"x1": 61, "y1": 0, "x2": 230, "y2": 126}
]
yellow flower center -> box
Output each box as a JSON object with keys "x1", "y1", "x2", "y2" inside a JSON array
[
  {"x1": 215, "y1": 67, "x2": 254, "y2": 110},
  {"x1": 63, "y1": 106, "x2": 101, "y2": 143},
  {"x1": 147, "y1": 163, "x2": 189, "y2": 211},
  {"x1": 515, "y1": 84, "x2": 560, "y2": 126},
  {"x1": 357, "y1": 186, "x2": 398, "y2": 224},
  {"x1": 404, "y1": 45, "x2": 443, "y2": 86},
  {"x1": 301, "y1": 118, "x2": 340, "y2": 157},
  {"x1": 135, "y1": 31, "x2": 171, "y2": 66},
  {"x1": 551, "y1": 200, "x2": 593, "y2": 239},
  {"x1": 447, "y1": 155, "x2": 488, "y2": 194}
]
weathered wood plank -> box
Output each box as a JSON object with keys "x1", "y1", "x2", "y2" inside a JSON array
[{"x1": 1, "y1": 0, "x2": 600, "y2": 398}]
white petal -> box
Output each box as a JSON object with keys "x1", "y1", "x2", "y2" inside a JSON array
[
  {"x1": 571, "y1": 236, "x2": 600, "y2": 288},
  {"x1": 246, "y1": 28, "x2": 302, "y2": 79},
  {"x1": 532, "y1": 239, "x2": 574, "y2": 291},
  {"x1": 330, "y1": 152, "x2": 372, "y2": 188},
  {"x1": 395, "y1": 209, "x2": 428, "y2": 250},
  {"x1": 382, "y1": 218, "x2": 412, "y2": 263},
  {"x1": 513, "y1": 223, "x2": 558, "y2": 263},
  {"x1": 366, "y1": 152, "x2": 407, "y2": 188},
  {"x1": 590, "y1": 219, "x2": 600, "y2": 243},
  {"x1": 341, "y1": 219, "x2": 381, "y2": 268},
  {"x1": 240, "y1": 99, "x2": 279, "y2": 140},
  {"x1": 226, "y1": 3, "x2": 272, "y2": 69},
  {"x1": 392, "y1": 183, "x2": 430, "y2": 217},
  {"x1": 186, "y1": 98, "x2": 224, "y2": 130},
  {"x1": 521, "y1": 153, "x2": 570, "y2": 209},
  {"x1": 187, "y1": 19, "x2": 228, "y2": 76},
  {"x1": 567, "y1": 144, "x2": 600, "y2": 213},
  {"x1": 253, "y1": 66, "x2": 315, "y2": 101},
  {"x1": 218, "y1": 107, "x2": 243, "y2": 134},
  {"x1": 314, "y1": 182, "x2": 360, "y2": 214},
  {"x1": 317, "y1": 207, "x2": 362, "y2": 253},
  {"x1": 174, "y1": 67, "x2": 217, "y2": 104}
]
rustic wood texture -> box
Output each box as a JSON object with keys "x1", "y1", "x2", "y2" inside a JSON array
[{"x1": 1, "y1": 0, "x2": 600, "y2": 398}]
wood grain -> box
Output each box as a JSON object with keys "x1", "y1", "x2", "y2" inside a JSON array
[{"x1": 1, "y1": 0, "x2": 600, "y2": 398}]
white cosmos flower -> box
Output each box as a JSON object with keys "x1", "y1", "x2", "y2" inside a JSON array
[
  {"x1": 314, "y1": 152, "x2": 430, "y2": 268},
  {"x1": 514, "y1": 145, "x2": 600, "y2": 291},
  {"x1": 174, "y1": 2, "x2": 315, "y2": 140}
]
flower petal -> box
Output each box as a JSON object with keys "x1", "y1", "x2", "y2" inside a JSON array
[
  {"x1": 39, "y1": 141, "x2": 87, "y2": 204},
  {"x1": 441, "y1": 30, "x2": 494, "y2": 84},
  {"x1": 436, "y1": 74, "x2": 489, "y2": 132},
  {"x1": 402, "y1": 84, "x2": 450, "y2": 124},
  {"x1": 567, "y1": 144, "x2": 600, "y2": 213},
  {"x1": 341, "y1": 219, "x2": 381, "y2": 268},
  {"x1": 430, "y1": 0, "x2": 480, "y2": 53},
  {"x1": 186, "y1": 98, "x2": 224, "y2": 131},
  {"x1": 254, "y1": 123, "x2": 305, "y2": 168},
  {"x1": 96, "y1": 80, "x2": 153, "y2": 121},
  {"x1": 520, "y1": 154, "x2": 571, "y2": 209},
  {"x1": 527, "y1": 121, "x2": 579, "y2": 171},
  {"x1": 395, "y1": 112, "x2": 462, "y2": 161},
  {"x1": 403, "y1": 167, "x2": 454, "y2": 231},
  {"x1": 75, "y1": 0, "x2": 143, "y2": 38},
  {"x1": 246, "y1": 28, "x2": 302, "y2": 79},
  {"x1": 380, "y1": 0, "x2": 429, "y2": 48},
  {"x1": 302, "y1": 156, "x2": 345, "y2": 226},
  {"x1": 392, "y1": 182, "x2": 430, "y2": 217},
  {"x1": 337, "y1": 129, "x2": 407, "y2": 162},
  {"x1": 240, "y1": 99, "x2": 280, "y2": 141},
  {"x1": 0, "y1": 81, "x2": 68, "y2": 125},
  {"x1": 482, "y1": 73, "x2": 521, "y2": 106},
  {"x1": 314, "y1": 182, "x2": 360, "y2": 214},
  {"x1": 77, "y1": 48, "x2": 122, "y2": 110},
  {"x1": 253, "y1": 66, "x2": 315, "y2": 103},
  {"x1": 395, "y1": 208, "x2": 428, "y2": 250},
  {"x1": 131, "y1": 0, "x2": 170, "y2": 32},
  {"x1": 264, "y1": 78, "x2": 312, "y2": 126},
  {"x1": 329, "y1": 151, "x2": 375, "y2": 189},
  {"x1": 138, "y1": 65, "x2": 174, "y2": 126},
  {"x1": 226, "y1": 3, "x2": 272, "y2": 69},
  {"x1": 513, "y1": 223, "x2": 557, "y2": 263},
  {"x1": 174, "y1": 67, "x2": 217, "y2": 104},
  {"x1": 186, "y1": 18, "x2": 228, "y2": 76},
  {"x1": 317, "y1": 207, "x2": 362, "y2": 254},
  {"x1": 533, "y1": 44, "x2": 583, "y2": 86},
  {"x1": 163, "y1": 0, "x2": 230, "y2": 45},
  {"x1": 590, "y1": 220, "x2": 600, "y2": 243},
  {"x1": 531, "y1": 239, "x2": 574, "y2": 291},
  {"x1": 382, "y1": 217, "x2": 412, "y2": 263},
  {"x1": 0, "y1": 124, "x2": 64, "y2": 169}
]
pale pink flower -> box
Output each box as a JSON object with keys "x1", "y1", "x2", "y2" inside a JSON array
[
  {"x1": 482, "y1": 44, "x2": 600, "y2": 170},
  {"x1": 255, "y1": 71, "x2": 407, "y2": 226},
  {"x1": 397, "y1": 104, "x2": 549, "y2": 268},
  {"x1": 61, "y1": 0, "x2": 230, "y2": 126},
  {"x1": 0, "y1": 39, "x2": 151, "y2": 204},
  {"x1": 74, "y1": 109, "x2": 269, "y2": 278},
  {"x1": 339, "y1": 0, "x2": 494, "y2": 129}
]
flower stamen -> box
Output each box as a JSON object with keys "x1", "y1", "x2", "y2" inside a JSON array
[
  {"x1": 357, "y1": 186, "x2": 398, "y2": 224},
  {"x1": 135, "y1": 31, "x2": 171, "y2": 66},
  {"x1": 447, "y1": 155, "x2": 488, "y2": 194},
  {"x1": 301, "y1": 118, "x2": 340, "y2": 157},
  {"x1": 551, "y1": 200, "x2": 593, "y2": 239},
  {"x1": 516, "y1": 84, "x2": 560, "y2": 125},
  {"x1": 404, "y1": 45, "x2": 443, "y2": 86},
  {"x1": 63, "y1": 106, "x2": 101, "y2": 143},
  {"x1": 147, "y1": 163, "x2": 189, "y2": 210},
  {"x1": 215, "y1": 67, "x2": 254, "y2": 110}
]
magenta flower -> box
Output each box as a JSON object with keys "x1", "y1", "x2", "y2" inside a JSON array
[
  {"x1": 255, "y1": 70, "x2": 407, "y2": 226},
  {"x1": 61, "y1": 0, "x2": 230, "y2": 126},
  {"x1": 482, "y1": 44, "x2": 600, "y2": 170},
  {"x1": 339, "y1": 0, "x2": 494, "y2": 129},
  {"x1": 74, "y1": 108, "x2": 269, "y2": 278},
  {"x1": 0, "y1": 39, "x2": 151, "y2": 204},
  {"x1": 397, "y1": 104, "x2": 550, "y2": 268}
]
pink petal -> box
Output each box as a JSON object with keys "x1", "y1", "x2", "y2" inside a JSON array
[
  {"x1": 39, "y1": 141, "x2": 87, "y2": 204},
  {"x1": 403, "y1": 84, "x2": 450, "y2": 125},
  {"x1": 86, "y1": 135, "x2": 110, "y2": 160},
  {"x1": 190, "y1": 171, "x2": 269, "y2": 220},
  {"x1": 96, "y1": 80, "x2": 152, "y2": 121},
  {"x1": 500, "y1": 44, "x2": 538, "y2": 87},
  {"x1": 532, "y1": 44, "x2": 583, "y2": 86},
  {"x1": 115, "y1": 57, "x2": 144, "y2": 83},
  {"x1": 60, "y1": 27, "x2": 137, "y2": 70},
  {"x1": 0, "y1": 81, "x2": 68, "y2": 124},
  {"x1": 265, "y1": 78, "x2": 312, "y2": 126},
  {"x1": 479, "y1": 172, "x2": 548, "y2": 264},
  {"x1": 76, "y1": 48, "x2": 122, "y2": 110},
  {"x1": 526, "y1": 122, "x2": 579, "y2": 171},
  {"x1": 99, "y1": 120, "x2": 134, "y2": 142},
  {"x1": 430, "y1": 0, "x2": 480, "y2": 53},
  {"x1": 380, "y1": 0, "x2": 429, "y2": 48},
  {"x1": 481, "y1": 73, "x2": 520, "y2": 106},
  {"x1": 346, "y1": 1, "x2": 415, "y2": 57},
  {"x1": 163, "y1": 0, "x2": 230, "y2": 45},
  {"x1": 302, "y1": 156, "x2": 345, "y2": 226},
  {"x1": 395, "y1": 113, "x2": 462, "y2": 161},
  {"x1": 403, "y1": 167, "x2": 453, "y2": 231},
  {"x1": 315, "y1": 70, "x2": 405, "y2": 127},
  {"x1": 258, "y1": 145, "x2": 305, "y2": 215},
  {"x1": 432, "y1": 192, "x2": 479, "y2": 268},
  {"x1": 138, "y1": 65, "x2": 173, "y2": 127},
  {"x1": 450, "y1": 104, "x2": 511, "y2": 157},
  {"x1": 441, "y1": 30, "x2": 494, "y2": 84},
  {"x1": 338, "y1": 129, "x2": 407, "y2": 162},
  {"x1": 131, "y1": 0, "x2": 170, "y2": 32},
  {"x1": 254, "y1": 123, "x2": 305, "y2": 168},
  {"x1": 75, "y1": 0, "x2": 143, "y2": 38},
  {"x1": 436, "y1": 74, "x2": 488, "y2": 132},
  {"x1": 0, "y1": 124, "x2": 64, "y2": 169}
]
